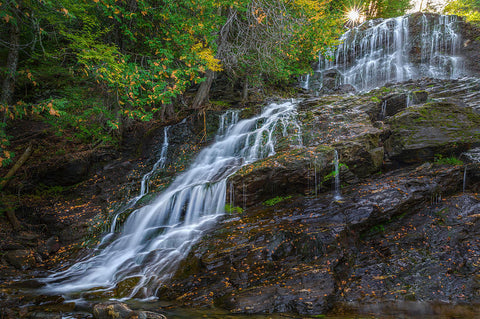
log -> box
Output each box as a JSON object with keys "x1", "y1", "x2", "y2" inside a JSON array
[{"x1": 0, "y1": 144, "x2": 32, "y2": 190}]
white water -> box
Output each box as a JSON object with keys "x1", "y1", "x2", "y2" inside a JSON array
[
  {"x1": 100, "y1": 126, "x2": 170, "y2": 245},
  {"x1": 333, "y1": 150, "x2": 342, "y2": 201},
  {"x1": 43, "y1": 101, "x2": 301, "y2": 298},
  {"x1": 313, "y1": 14, "x2": 464, "y2": 91},
  {"x1": 380, "y1": 100, "x2": 387, "y2": 120}
]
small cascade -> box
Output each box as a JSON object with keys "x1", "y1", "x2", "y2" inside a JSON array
[
  {"x1": 314, "y1": 14, "x2": 464, "y2": 91},
  {"x1": 44, "y1": 101, "x2": 301, "y2": 298},
  {"x1": 300, "y1": 73, "x2": 310, "y2": 90},
  {"x1": 406, "y1": 92, "x2": 413, "y2": 107},
  {"x1": 420, "y1": 15, "x2": 463, "y2": 79},
  {"x1": 380, "y1": 100, "x2": 387, "y2": 120},
  {"x1": 333, "y1": 150, "x2": 342, "y2": 201},
  {"x1": 140, "y1": 126, "x2": 170, "y2": 196},
  {"x1": 463, "y1": 166, "x2": 467, "y2": 193},
  {"x1": 102, "y1": 126, "x2": 170, "y2": 244},
  {"x1": 218, "y1": 110, "x2": 239, "y2": 137}
]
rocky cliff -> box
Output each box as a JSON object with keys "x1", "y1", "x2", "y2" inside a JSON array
[{"x1": 166, "y1": 77, "x2": 480, "y2": 317}]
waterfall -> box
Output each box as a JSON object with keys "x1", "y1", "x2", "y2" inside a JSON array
[
  {"x1": 300, "y1": 73, "x2": 310, "y2": 90},
  {"x1": 333, "y1": 150, "x2": 342, "y2": 201},
  {"x1": 101, "y1": 126, "x2": 170, "y2": 245},
  {"x1": 43, "y1": 101, "x2": 301, "y2": 298},
  {"x1": 314, "y1": 14, "x2": 464, "y2": 91},
  {"x1": 463, "y1": 166, "x2": 467, "y2": 193},
  {"x1": 380, "y1": 100, "x2": 387, "y2": 120}
]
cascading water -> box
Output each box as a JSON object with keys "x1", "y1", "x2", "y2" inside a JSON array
[
  {"x1": 380, "y1": 100, "x2": 387, "y2": 120},
  {"x1": 312, "y1": 13, "x2": 465, "y2": 91},
  {"x1": 43, "y1": 101, "x2": 301, "y2": 298},
  {"x1": 100, "y1": 126, "x2": 170, "y2": 245},
  {"x1": 333, "y1": 150, "x2": 342, "y2": 201}
]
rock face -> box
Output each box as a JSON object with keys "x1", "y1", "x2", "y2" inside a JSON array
[
  {"x1": 168, "y1": 163, "x2": 479, "y2": 315},
  {"x1": 163, "y1": 77, "x2": 480, "y2": 316},
  {"x1": 384, "y1": 101, "x2": 480, "y2": 163}
]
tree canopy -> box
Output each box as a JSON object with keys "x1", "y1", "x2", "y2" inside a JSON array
[
  {"x1": 444, "y1": 0, "x2": 480, "y2": 24},
  {"x1": 0, "y1": 0, "x2": 412, "y2": 167}
]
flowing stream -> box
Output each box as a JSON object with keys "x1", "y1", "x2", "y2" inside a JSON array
[{"x1": 43, "y1": 101, "x2": 301, "y2": 298}]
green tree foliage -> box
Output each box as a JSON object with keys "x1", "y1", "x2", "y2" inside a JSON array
[
  {"x1": 444, "y1": 0, "x2": 480, "y2": 24},
  {"x1": 0, "y1": 0, "x2": 411, "y2": 167}
]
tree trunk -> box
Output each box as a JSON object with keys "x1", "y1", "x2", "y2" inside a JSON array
[
  {"x1": 191, "y1": 70, "x2": 215, "y2": 109},
  {"x1": 159, "y1": 103, "x2": 176, "y2": 121},
  {"x1": 6, "y1": 206, "x2": 21, "y2": 231},
  {"x1": 191, "y1": 7, "x2": 235, "y2": 109},
  {"x1": 1, "y1": 21, "x2": 20, "y2": 108}
]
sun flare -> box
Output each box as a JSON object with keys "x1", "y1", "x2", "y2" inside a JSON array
[{"x1": 344, "y1": 5, "x2": 365, "y2": 27}]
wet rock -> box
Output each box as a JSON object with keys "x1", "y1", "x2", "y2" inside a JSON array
[
  {"x1": 38, "y1": 236, "x2": 60, "y2": 258},
  {"x1": 462, "y1": 147, "x2": 480, "y2": 163},
  {"x1": 229, "y1": 147, "x2": 335, "y2": 206},
  {"x1": 45, "y1": 236, "x2": 60, "y2": 254},
  {"x1": 10, "y1": 279, "x2": 45, "y2": 289},
  {"x1": 5, "y1": 249, "x2": 36, "y2": 270},
  {"x1": 322, "y1": 69, "x2": 341, "y2": 91},
  {"x1": 169, "y1": 162, "x2": 472, "y2": 314},
  {"x1": 385, "y1": 101, "x2": 480, "y2": 163},
  {"x1": 1, "y1": 242, "x2": 25, "y2": 251},
  {"x1": 334, "y1": 84, "x2": 356, "y2": 94},
  {"x1": 369, "y1": 147, "x2": 385, "y2": 169},
  {"x1": 92, "y1": 301, "x2": 166, "y2": 319},
  {"x1": 93, "y1": 301, "x2": 134, "y2": 319},
  {"x1": 27, "y1": 312, "x2": 62, "y2": 319},
  {"x1": 141, "y1": 312, "x2": 167, "y2": 319},
  {"x1": 460, "y1": 19, "x2": 480, "y2": 76},
  {"x1": 380, "y1": 93, "x2": 408, "y2": 118},
  {"x1": 412, "y1": 90, "x2": 428, "y2": 105}
]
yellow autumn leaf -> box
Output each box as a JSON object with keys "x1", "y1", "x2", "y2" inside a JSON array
[{"x1": 49, "y1": 108, "x2": 60, "y2": 116}]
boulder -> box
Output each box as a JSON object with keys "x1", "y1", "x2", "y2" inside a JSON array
[
  {"x1": 322, "y1": 69, "x2": 340, "y2": 91},
  {"x1": 45, "y1": 236, "x2": 60, "y2": 254},
  {"x1": 385, "y1": 101, "x2": 480, "y2": 164},
  {"x1": 412, "y1": 90, "x2": 428, "y2": 105},
  {"x1": 5, "y1": 250, "x2": 36, "y2": 270},
  {"x1": 229, "y1": 147, "x2": 335, "y2": 207},
  {"x1": 379, "y1": 93, "x2": 408, "y2": 119},
  {"x1": 93, "y1": 302, "x2": 166, "y2": 319},
  {"x1": 42, "y1": 157, "x2": 92, "y2": 186},
  {"x1": 93, "y1": 302, "x2": 134, "y2": 319}
]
